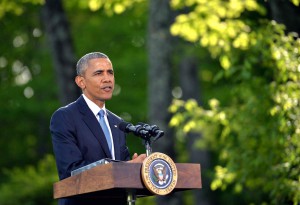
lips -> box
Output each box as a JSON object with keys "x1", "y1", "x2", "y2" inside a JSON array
[{"x1": 101, "y1": 85, "x2": 113, "y2": 91}]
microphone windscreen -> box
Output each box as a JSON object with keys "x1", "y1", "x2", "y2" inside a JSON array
[{"x1": 118, "y1": 121, "x2": 130, "y2": 131}]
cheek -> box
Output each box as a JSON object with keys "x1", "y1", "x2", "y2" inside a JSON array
[{"x1": 85, "y1": 79, "x2": 99, "y2": 90}]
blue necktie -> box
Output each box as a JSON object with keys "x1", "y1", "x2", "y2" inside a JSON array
[{"x1": 99, "y1": 110, "x2": 112, "y2": 154}]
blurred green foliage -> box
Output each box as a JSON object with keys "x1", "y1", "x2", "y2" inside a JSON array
[
  {"x1": 0, "y1": 0, "x2": 299, "y2": 205},
  {"x1": 0, "y1": 155, "x2": 57, "y2": 205},
  {"x1": 0, "y1": 0, "x2": 148, "y2": 204},
  {"x1": 0, "y1": 2, "x2": 58, "y2": 169},
  {"x1": 170, "y1": 0, "x2": 300, "y2": 204}
]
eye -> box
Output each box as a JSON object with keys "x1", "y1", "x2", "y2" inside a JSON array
[{"x1": 94, "y1": 71, "x2": 103, "y2": 76}]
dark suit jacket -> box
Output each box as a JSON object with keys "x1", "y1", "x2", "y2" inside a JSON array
[{"x1": 50, "y1": 95, "x2": 130, "y2": 205}]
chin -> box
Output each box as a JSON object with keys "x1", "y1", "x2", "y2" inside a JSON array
[{"x1": 103, "y1": 95, "x2": 113, "y2": 100}]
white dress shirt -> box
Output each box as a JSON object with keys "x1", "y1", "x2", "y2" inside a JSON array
[{"x1": 82, "y1": 94, "x2": 115, "y2": 159}]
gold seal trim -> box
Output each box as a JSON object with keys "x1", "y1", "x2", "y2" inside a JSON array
[{"x1": 141, "y1": 152, "x2": 177, "y2": 195}]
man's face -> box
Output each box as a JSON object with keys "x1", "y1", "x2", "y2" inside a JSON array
[{"x1": 76, "y1": 57, "x2": 115, "y2": 107}]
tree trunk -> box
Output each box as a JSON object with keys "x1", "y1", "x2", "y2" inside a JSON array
[
  {"x1": 147, "y1": 0, "x2": 182, "y2": 204},
  {"x1": 147, "y1": 0, "x2": 174, "y2": 157},
  {"x1": 267, "y1": 0, "x2": 300, "y2": 34},
  {"x1": 179, "y1": 55, "x2": 212, "y2": 205},
  {"x1": 41, "y1": 0, "x2": 79, "y2": 105}
]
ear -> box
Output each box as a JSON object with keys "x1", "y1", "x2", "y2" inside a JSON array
[{"x1": 75, "y1": 76, "x2": 85, "y2": 90}]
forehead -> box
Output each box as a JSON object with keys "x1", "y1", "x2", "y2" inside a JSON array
[{"x1": 87, "y1": 57, "x2": 113, "y2": 69}]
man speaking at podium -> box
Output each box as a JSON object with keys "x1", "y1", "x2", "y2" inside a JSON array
[{"x1": 50, "y1": 52, "x2": 146, "y2": 205}]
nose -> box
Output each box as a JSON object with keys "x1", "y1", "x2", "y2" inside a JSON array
[{"x1": 102, "y1": 71, "x2": 113, "y2": 82}]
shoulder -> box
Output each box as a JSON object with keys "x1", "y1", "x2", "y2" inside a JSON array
[
  {"x1": 51, "y1": 101, "x2": 77, "y2": 118},
  {"x1": 52, "y1": 96, "x2": 86, "y2": 115},
  {"x1": 50, "y1": 96, "x2": 85, "y2": 124}
]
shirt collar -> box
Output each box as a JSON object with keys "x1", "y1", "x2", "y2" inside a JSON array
[{"x1": 82, "y1": 94, "x2": 106, "y2": 117}]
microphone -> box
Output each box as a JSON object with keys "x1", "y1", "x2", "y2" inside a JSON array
[
  {"x1": 138, "y1": 122, "x2": 164, "y2": 141},
  {"x1": 118, "y1": 121, "x2": 149, "y2": 137}
]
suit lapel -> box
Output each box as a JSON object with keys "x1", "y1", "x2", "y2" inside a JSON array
[{"x1": 76, "y1": 96, "x2": 112, "y2": 158}]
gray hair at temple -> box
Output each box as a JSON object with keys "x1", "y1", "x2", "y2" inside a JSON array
[{"x1": 76, "y1": 52, "x2": 109, "y2": 76}]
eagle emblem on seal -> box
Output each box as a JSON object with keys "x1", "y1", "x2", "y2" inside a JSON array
[
  {"x1": 141, "y1": 152, "x2": 177, "y2": 195},
  {"x1": 152, "y1": 163, "x2": 169, "y2": 185}
]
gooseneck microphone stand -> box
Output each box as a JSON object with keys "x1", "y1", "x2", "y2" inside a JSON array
[{"x1": 127, "y1": 124, "x2": 164, "y2": 205}]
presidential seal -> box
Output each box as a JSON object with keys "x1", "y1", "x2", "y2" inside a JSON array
[{"x1": 141, "y1": 152, "x2": 177, "y2": 195}]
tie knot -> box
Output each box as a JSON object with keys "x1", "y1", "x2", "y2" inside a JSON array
[{"x1": 99, "y1": 109, "x2": 105, "y2": 118}]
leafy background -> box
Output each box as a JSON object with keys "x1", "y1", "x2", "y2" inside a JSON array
[{"x1": 0, "y1": 0, "x2": 299, "y2": 205}]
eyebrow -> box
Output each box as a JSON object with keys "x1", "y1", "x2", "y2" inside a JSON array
[
  {"x1": 93, "y1": 69, "x2": 103, "y2": 73},
  {"x1": 92, "y1": 68, "x2": 114, "y2": 74}
]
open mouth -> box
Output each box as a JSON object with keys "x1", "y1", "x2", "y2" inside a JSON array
[{"x1": 102, "y1": 86, "x2": 113, "y2": 91}]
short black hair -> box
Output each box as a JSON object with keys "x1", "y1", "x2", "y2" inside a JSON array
[{"x1": 76, "y1": 52, "x2": 108, "y2": 75}]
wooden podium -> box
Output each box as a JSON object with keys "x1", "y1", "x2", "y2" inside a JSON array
[{"x1": 53, "y1": 162, "x2": 201, "y2": 204}]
